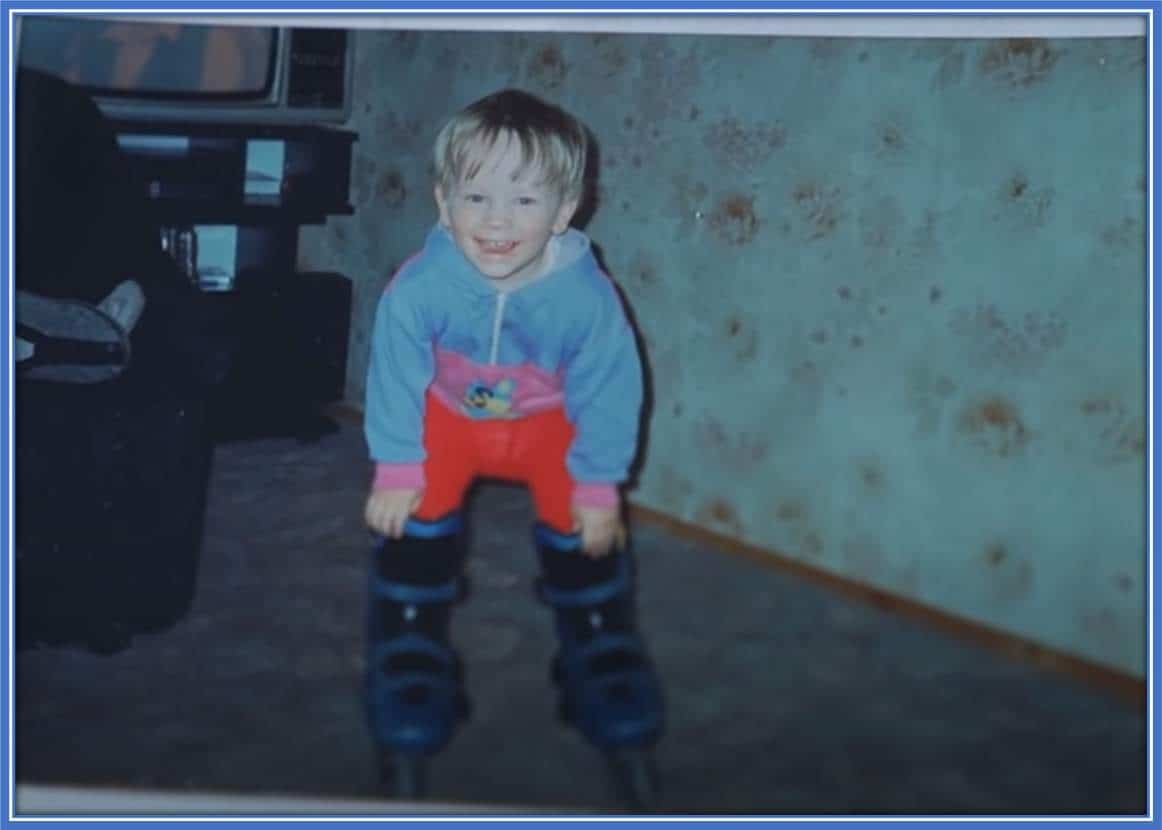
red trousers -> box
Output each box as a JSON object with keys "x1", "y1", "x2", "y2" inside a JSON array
[{"x1": 414, "y1": 391, "x2": 576, "y2": 533}]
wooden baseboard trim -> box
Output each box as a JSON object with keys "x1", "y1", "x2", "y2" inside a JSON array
[
  {"x1": 325, "y1": 401, "x2": 1145, "y2": 711},
  {"x1": 629, "y1": 503, "x2": 1146, "y2": 712}
]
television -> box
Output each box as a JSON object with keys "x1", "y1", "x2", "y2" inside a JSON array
[{"x1": 16, "y1": 15, "x2": 353, "y2": 125}]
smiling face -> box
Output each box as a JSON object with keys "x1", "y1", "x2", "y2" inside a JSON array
[{"x1": 435, "y1": 133, "x2": 578, "y2": 284}]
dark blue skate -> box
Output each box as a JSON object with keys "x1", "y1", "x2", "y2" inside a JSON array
[
  {"x1": 365, "y1": 514, "x2": 469, "y2": 798},
  {"x1": 534, "y1": 523, "x2": 665, "y2": 810}
]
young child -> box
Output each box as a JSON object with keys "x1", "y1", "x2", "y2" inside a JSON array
[{"x1": 362, "y1": 89, "x2": 664, "y2": 795}]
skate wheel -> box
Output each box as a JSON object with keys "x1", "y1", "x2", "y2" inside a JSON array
[
  {"x1": 378, "y1": 751, "x2": 427, "y2": 800},
  {"x1": 607, "y1": 747, "x2": 660, "y2": 812}
]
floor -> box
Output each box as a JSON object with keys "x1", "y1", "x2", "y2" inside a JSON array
[{"x1": 14, "y1": 420, "x2": 1149, "y2": 816}]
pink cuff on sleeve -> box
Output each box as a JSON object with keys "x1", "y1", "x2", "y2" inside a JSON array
[
  {"x1": 373, "y1": 462, "x2": 426, "y2": 490},
  {"x1": 572, "y1": 482, "x2": 619, "y2": 508}
]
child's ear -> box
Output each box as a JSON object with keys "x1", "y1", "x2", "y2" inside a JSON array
[
  {"x1": 552, "y1": 196, "x2": 580, "y2": 235},
  {"x1": 434, "y1": 183, "x2": 452, "y2": 228}
]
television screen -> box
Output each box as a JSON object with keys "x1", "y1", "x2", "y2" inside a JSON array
[{"x1": 18, "y1": 16, "x2": 277, "y2": 98}]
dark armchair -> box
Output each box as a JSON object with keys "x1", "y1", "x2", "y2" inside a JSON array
[{"x1": 15, "y1": 68, "x2": 231, "y2": 653}]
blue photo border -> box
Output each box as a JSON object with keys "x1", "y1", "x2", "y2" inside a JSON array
[{"x1": 0, "y1": 2, "x2": 1155, "y2": 828}]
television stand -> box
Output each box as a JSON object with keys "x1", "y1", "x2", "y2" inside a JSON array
[
  {"x1": 202, "y1": 270, "x2": 352, "y2": 444},
  {"x1": 112, "y1": 119, "x2": 357, "y2": 442}
]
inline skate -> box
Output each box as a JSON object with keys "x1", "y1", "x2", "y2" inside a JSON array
[
  {"x1": 365, "y1": 513, "x2": 469, "y2": 798},
  {"x1": 534, "y1": 522, "x2": 665, "y2": 810}
]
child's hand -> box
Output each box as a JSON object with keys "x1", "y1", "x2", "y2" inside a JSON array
[
  {"x1": 571, "y1": 505, "x2": 627, "y2": 558},
  {"x1": 365, "y1": 488, "x2": 423, "y2": 539}
]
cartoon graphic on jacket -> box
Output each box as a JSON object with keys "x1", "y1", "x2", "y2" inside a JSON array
[
  {"x1": 365, "y1": 223, "x2": 643, "y2": 505},
  {"x1": 461, "y1": 377, "x2": 517, "y2": 418}
]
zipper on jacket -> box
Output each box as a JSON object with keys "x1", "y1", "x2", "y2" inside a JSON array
[{"x1": 489, "y1": 293, "x2": 507, "y2": 365}]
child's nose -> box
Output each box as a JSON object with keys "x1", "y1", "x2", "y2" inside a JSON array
[{"x1": 484, "y1": 201, "x2": 513, "y2": 226}]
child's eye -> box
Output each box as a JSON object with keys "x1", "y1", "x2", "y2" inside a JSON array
[
  {"x1": 517, "y1": 196, "x2": 538, "y2": 206},
  {"x1": 464, "y1": 193, "x2": 485, "y2": 204}
]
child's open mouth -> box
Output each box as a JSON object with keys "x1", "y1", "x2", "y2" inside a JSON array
[{"x1": 477, "y1": 239, "x2": 518, "y2": 255}]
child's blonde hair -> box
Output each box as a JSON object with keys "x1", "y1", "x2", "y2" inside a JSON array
[{"x1": 433, "y1": 89, "x2": 588, "y2": 202}]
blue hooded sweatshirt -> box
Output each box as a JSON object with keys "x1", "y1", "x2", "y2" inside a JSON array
[{"x1": 365, "y1": 224, "x2": 642, "y2": 505}]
